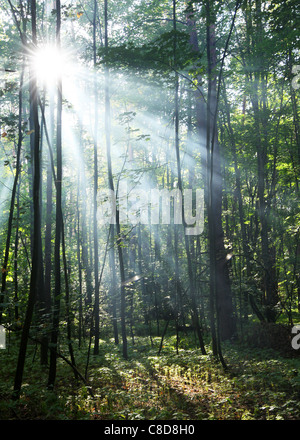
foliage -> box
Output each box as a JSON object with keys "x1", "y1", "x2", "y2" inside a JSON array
[{"x1": 0, "y1": 334, "x2": 300, "y2": 420}]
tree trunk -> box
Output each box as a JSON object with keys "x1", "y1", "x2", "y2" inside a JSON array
[
  {"x1": 13, "y1": 176, "x2": 22, "y2": 323},
  {"x1": 13, "y1": 0, "x2": 42, "y2": 398},
  {"x1": 76, "y1": 175, "x2": 83, "y2": 347},
  {"x1": 42, "y1": 93, "x2": 54, "y2": 364},
  {"x1": 92, "y1": 0, "x2": 100, "y2": 356},
  {"x1": 245, "y1": 0, "x2": 279, "y2": 321},
  {"x1": 206, "y1": 0, "x2": 237, "y2": 349},
  {"x1": 109, "y1": 224, "x2": 119, "y2": 345},
  {"x1": 105, "y1": 0, "x2": 127, "y2": 359},
  {"x1": 0, "y1": 58, "x2": 24, "y2": 325},
  {"x1": 48, "y1": 0, "x2": 62, "y2": 389},
  {"x1": 173, "y1": 0, "x2": 206, "y2": 354}
]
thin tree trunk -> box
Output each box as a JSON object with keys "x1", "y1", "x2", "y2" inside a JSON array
[
  {"x1": 76, "y1": 174, "x2": 83, "y2": 347},
  {"x1": 13, "y1": 0, "x2": 42, "y2": 398},
  {"x1": 109, "y1": 224, "x2": 119, "y2": 345},
  {"x1": 245, "y1": 0, "x2": 278, "y2": 321},
  {"x1": 173, "y1": 0, "x2": 206, "y2": 354},
  {"x1": 61, "y1": 220, "x2": 77, "y2": 376},
  {"x1": 48, "y1": 0, "x2": 62, "y2": 389},
  {"x1": 78, "y1": 129, "x2": 93, "y2": 310},
  {"x1": 205, "y1": 0, "x2": 238, "y2": 359},
  {"x1": 38, "y1": 92, "x2": 47, "y2": 365},
  {"x1": 0, "y1": 58, "x2": 25, "y2": 324},
  {"x1": 222, "y1": 81, "x2": 261, "y2": 324},
  {"x1": 92, "y1": 0, "x2": 100, "y2": 355},
  {"x1": 43, "y1": 93, "x2": 54, "y2": 364},
  {"x1": 14, "y1": 180, "x2": 21, "y2": 322},
  {"x1": 104, "y1": 0, "x2": 127, "y2": 359}
]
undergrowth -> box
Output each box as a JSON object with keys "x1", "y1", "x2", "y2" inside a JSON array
[{"x1": 0, "y1": 333, "x2": 300, "y2": 420}]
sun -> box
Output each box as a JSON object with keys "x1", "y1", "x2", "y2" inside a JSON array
[{"x1": 31, "y1": 45, "x2": 68, "y2": 85}]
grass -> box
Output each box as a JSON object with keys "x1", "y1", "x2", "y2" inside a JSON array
[{"x1": 0, "y1": 332, "x2": 300, "y2": 420}]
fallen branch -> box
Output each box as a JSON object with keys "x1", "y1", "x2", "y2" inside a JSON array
[{"x1": 28, "y1": 335, "x2": 95, "y2": 397}]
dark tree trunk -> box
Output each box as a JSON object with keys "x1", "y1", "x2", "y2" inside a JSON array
[
  {"x1": 13, "y1": 0, "x2": 42, "y2": 398},
  {"x1": 206, "y1": 1, "x2": 237, "y2": 348},
  {"x1": 173, "y1": 0, "x2": 206, "y2": 354},
  {"x1": 109, "y1": 224, "x2": 119, "y2": 345},
  {"x1": 14, "y1": 180, "x2": 20, "y2": 322}
]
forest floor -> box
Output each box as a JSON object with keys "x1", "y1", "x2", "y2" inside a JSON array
[{"x1": 1, "y1": 332, "x2": 300, "y2": 420}]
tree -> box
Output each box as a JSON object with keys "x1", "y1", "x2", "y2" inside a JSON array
[
  {"x1": 104, "y1": 0, "x2": 128, "y2": 359},
  {"x1": 205, "y1": 0, "x2": 238, "y2": 350},
  {"x1": 92, "y1": 0, "x2": 100, "y2": 356},
  {"x1": 48, "y1": 0, "x2": 63, "y2": 389},
  {"x1": 13, "y1": 0, "x2": 42, "y2": 398}
]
